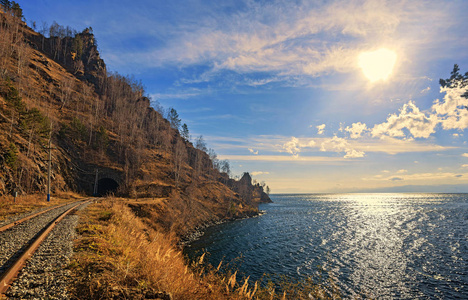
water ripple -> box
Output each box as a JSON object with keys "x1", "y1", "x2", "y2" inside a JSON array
[{"x1": 186, "y1": 193, "x2": 468, "y2": 299}]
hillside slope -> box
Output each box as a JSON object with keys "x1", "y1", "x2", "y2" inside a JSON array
[{"x1": 0, "y1": 8, "x2": 270, "y2": 236}]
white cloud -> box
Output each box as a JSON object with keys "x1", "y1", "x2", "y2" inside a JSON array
[
  {"x1": 396, "y1": 172, "x2": 467, "y2": 181},
  {"x1": 251, "y1": 171, "x2": 270, "y2": 176},
  {"x1": 210, "y1": 134, "x2": 454, "y2": 163},
  {"x1": 281, "y1": 137, "x2": 316, "y2": 157},
  {"x1": 108, "y1": 0, "x2": 457, "y2": 87},
  {"x1": 320, "y1": 136, "x2": 365, "y2": 158},
  {"x1": 337, "y1": 81, "x2": 468, "y2": 142},
  {"x1": 320, "y1": 136, "x2": 346, "y2": 152},
  {"x1": 248, "y1": 148, "x2": 259, "y2": 155},
  {"x1": 463, "y1": 153, "x2": 468, "y2": 158},
  {"x1": 321, "y1": 136, "x2": 451, "y2": 156},
  {"x1": 244, "y1": 77, "x2": 280, "y2": 87},
  {"x1": 462, "y1": 164, "x2": 468, "y2": 168},
  {"x1": 364, "y1": 171, "x2": 468, "y2": 182},
  {"x1": 371, "y1": 101, "x2": 439, "y2": 139},
  {"x1": 150, "y1": 91, "x2": 201, "y2": 100},
  {"x1": 420, "y1": 87, "x2": 431, "y2": 93},
  {"x1": 197, "y1": 0, "x2": 404, "y2": 77},
  {"x1": 344, "y1": 149, "x2": 366, "y2": 158},
  {"x1": 359, "y1": 136, "x2": 453, "y2": 154},
  {"x1": 316, "y1": 124, "x2": 326, "y2": 135},
  {"x1": 219, "y1": 155, "x2": 348, "y2": 163},
  {"x1": 397, "y1": 169, "x2": 408, "y2": 173},
  {"x1": 282, "y1": 137, "x2": 301, "y2": 157},
  {"x1": 345, "y1": 122, "x2": 368, "y2": 139},
  {"x1": 433, "y1": 86, "x2": 468, "y2": 131}
]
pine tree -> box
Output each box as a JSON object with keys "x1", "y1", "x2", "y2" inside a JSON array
[
  {"x1": 181, "y1": 123, "x2": 189, "y2": 140},
  {"x1": 11, "y1": 1, "x2": 22, "y2": 19},
  {"x1": 167, "y1": 107, "x2": 181, "y2": 130},
  {"x1": 1, "y1": 0, "x2": 11, "y2": 11}
]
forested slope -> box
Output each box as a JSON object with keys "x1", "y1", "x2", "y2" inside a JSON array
[{"x1": 0, "y1": 4, "x2": 270, "y2": 236}]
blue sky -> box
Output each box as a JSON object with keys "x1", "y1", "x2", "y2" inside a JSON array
[{"x1": 21, "y1": 0, "x2": 468, "y2": 193}]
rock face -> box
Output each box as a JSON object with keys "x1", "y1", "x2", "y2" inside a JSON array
[
  {"x1": 26, "y1": 27, "x2": 107, "y2": 89},
  {"x1": 63, "y1": 29, "x2": 107, "y2": 88},
  {"x1": 240, "y1": 172, "x2": 253, "y2": 186},
  {"x1": 68, "y1": 29, "x2": 107, "y2": 88},
  {"x1": 230, "y1": 172, "x2": 272, "y2": 204}
]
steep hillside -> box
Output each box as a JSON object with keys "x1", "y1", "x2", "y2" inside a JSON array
[{"x1": 0, "y1": 7, "x2": 270, "y2": 236}]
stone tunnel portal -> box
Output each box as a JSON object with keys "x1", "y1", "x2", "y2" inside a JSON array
[{"x1": 96, "y1": 178, "x2": 119, "y2": 196}]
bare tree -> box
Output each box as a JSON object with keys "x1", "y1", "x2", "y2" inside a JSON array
[
  {"x1": 173, "y1": 139, "x2": 187, "y2": 186},
  {"x1": 220, "y1": 160, "x2": 230, "y2": 175},
  {"x1": 39, "y1": 21, "x2": 48, "y2": 51},
  {"x1": 219, "y1": 159, "x2": 231, "y2": 184},
  {"x1": 193, "y1": 135, "x2": 208, "y2": 177},
  {"x1": 207, "y1": 148, "x2": 219, "y2": 178},
  {"x1": 16, "y1": 32, "x2": 32, "y2": 90},
  {"x1": 0, "y1": 12, "x2": 15, "y2": 76},
  {"x1": 59, "y1": 76, "x2": 74, "y2": 110},
  {"x1": 195, "y1": 135, "x2": 207, "y2": 152}
]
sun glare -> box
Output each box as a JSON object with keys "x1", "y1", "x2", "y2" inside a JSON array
[{"x1": 358, "y1": 48, "x2": 397, "y2": 82}]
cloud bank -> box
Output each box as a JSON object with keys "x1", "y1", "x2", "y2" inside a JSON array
[
  {"x1": 277, "y1": 83, "x2": 466, "y2": 158},
  {"x1": 105, "y1": 0, "x2": 457, "y2": 90}
]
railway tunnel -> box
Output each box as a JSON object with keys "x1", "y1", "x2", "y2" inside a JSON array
[{"x1": 96, "y1": 178, "x2": 119, "y2": 196}]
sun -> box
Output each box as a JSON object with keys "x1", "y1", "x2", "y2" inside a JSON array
[{"x1": 358, "y1": 48, "x2": 397, "y2": 82}]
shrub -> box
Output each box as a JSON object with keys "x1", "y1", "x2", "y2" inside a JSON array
[
  {"x1": 4, "y1": 143, "x2": 18, "y2": 170},
  {"x1": 0, "y1": 78, "x2": 24, "y2": 113},
  {"x1": 20, "y1": 108, "x2": 51, "y2": 138},
  {"x1": 70, "y1": 117, "x2": 88, "y2": 141},
  {"x1": 93, "y1": 125, "x2": 109, "y2": 151}
]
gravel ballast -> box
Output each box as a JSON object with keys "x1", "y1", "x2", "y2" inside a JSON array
[{"x1": 0, "y1": 201, "x2": 91, "y2": 299}]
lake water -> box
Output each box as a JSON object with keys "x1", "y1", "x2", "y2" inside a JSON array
[{"x1": 186, "y1": 194, "x2": 467, "y2": 299}]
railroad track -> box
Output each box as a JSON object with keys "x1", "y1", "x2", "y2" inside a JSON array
[
  {"x1": 0, "y1": 202, "x2": 70, "y2": 233},
  {"x1": 0, "y1": 199, "x2": 92, "y2": 297}
]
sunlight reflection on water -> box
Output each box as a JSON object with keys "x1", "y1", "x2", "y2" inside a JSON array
[{"x1": 186, "y1": 193, "x2": 468, "y2": 299}]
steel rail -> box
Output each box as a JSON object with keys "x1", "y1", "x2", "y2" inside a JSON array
[
  {"x1": 0, "y1": 199, "x2": 88, "y2": 233},
  {"x1": 0, "y1": 201, "x2": 87, "y2": 294}
]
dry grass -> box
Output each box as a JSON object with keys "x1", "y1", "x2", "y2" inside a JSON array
[
  {"x1": 70, "y1": 198, "x2": 340, "y2": 300},
  {"x1": 71, "y1": 198, "x2": 243, "y2": 299},
  {"x1": 0, "y1": 191, "x2": 84, "y2": 221},
  {"x1": 126, "y1": 181, "x2": 260, "y2": 238}
]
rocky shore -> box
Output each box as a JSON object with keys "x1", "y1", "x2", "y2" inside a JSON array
[{"x1": 178, "y1": 209, "x2": 264, "y2": 248}]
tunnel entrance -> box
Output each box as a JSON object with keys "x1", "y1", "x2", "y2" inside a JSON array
[{"x1": 96, "y1": 178, "x2": 119, "y2": 196}]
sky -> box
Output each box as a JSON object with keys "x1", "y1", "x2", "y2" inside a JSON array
[{"x1": 20, "y1": 0, "x2": 468, "y2": 193}]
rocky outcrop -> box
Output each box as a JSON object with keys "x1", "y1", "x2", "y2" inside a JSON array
[
  {"x1": 68, "y1": 29, "x2": 107, "y2": 88},
  {"x1": 230, "y1": 172, "x2": 272, "y2": 204},
  {"x1": 26, "y1": 27, "x2": 107, "y2": 90}
]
